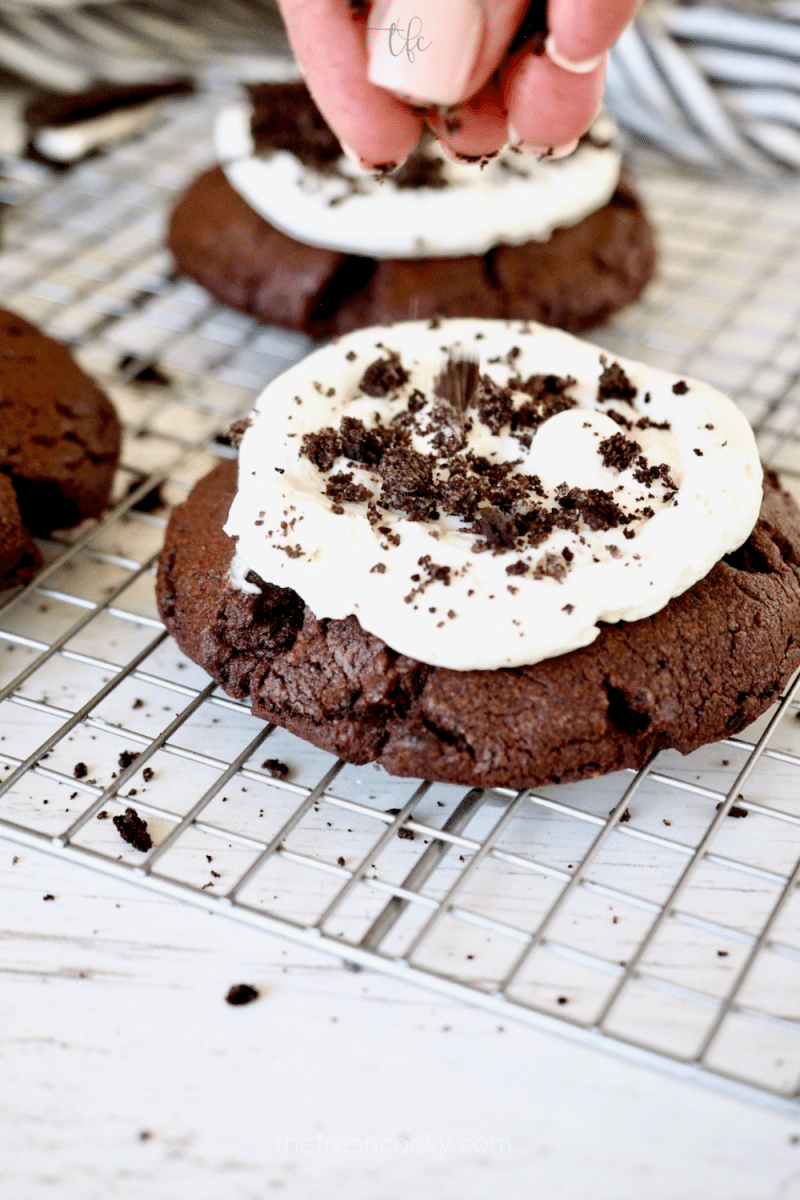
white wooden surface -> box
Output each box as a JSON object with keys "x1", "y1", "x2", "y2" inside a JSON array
[{"x1": 3, "y1": 843, "x2": 800, "y2": 1200}]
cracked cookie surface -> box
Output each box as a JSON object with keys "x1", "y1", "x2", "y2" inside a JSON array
[{"x1": 157, "y1": 458, "x2": 800, "y2": 789}]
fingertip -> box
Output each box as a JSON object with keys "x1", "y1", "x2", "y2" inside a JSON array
[
  {"x1": 279, "y1": 0, "x2": 423, "y2": 169},
  {"x1": 427, "y1": 82, "x2": 509, "y2": 161},
  {"x1": 504, "y1": 51, "x2": 606, "y2": 151},
  {"x1": 548, "y1": 0, "x2": 643, "y2": 63}
]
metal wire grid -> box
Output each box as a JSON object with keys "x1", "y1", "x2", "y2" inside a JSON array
[{"x1": 2, "y1": 93, "x2": 800, "y2": 1114}]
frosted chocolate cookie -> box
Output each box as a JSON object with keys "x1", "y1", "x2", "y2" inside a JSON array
[
  {"x1": 157, "y1": 320, "x2": 800, "y2": 789},
  {"x1": 0, "y1": 308, "x2": 121, "y2": 588},
  {"x1": 167, "y1": 82, "x2": 656, "y2": 337}
]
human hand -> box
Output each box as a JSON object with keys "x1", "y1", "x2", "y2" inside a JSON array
[{"x1": 276, "y1": 0, "x2": 643, "y2": 169}]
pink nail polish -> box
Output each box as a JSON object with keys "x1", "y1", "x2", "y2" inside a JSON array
[
  {"x1": 544, "y1": 33, "x2": 604, "y2": 75},
  {"x1": 367, "y1": 0, "x2": 484, "y2": 106}
]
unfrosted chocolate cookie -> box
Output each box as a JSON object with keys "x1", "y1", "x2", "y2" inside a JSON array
[
  {"x1": 0, "y1": 308, "x2": 121, "y2": 587},
  {"x1": 157, "y1": 459, "x2": 800, "y2": 790},
  {"x1": 167, "y1": 166, "x2": 655, "y2": 337}
]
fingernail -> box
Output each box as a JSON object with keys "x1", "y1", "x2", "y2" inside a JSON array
[
  {"x1": 544, "y1": 33, "x2": 604, "y2": 75},
  {"x1": 507, "y1": 127, "x2": 579, "y2": 160},
  {"x1": 367, "y1": 0, "x2": 484, "y2": 106}
]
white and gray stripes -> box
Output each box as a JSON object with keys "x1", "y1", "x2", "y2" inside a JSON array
[
  {"x1": 608, "y1": 1, "x2": 800, "y2": 171},
  {"x1": 0, "y1": 0, "x2": 287, "y2": 91}
]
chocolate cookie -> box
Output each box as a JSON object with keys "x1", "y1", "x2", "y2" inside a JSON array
[
  {"x1": 0, "y1": 473, "x2": 40, "y2": 589},
  {"x1": 0, "y1": 308, "x2": 121, "y2": 587},
  {"x1": 168, "y1": 166, "x2": 655, "y2": 338},
  {"x1": 157, "y1": 459, "x2": 800, "y2": 790}
]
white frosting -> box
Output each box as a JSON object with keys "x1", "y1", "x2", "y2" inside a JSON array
[
  {"x1": 33, "y1": 102, "x2": 162, "y2": 163},
  {"x1": 215, "y1": 101, "x2": 623, "y2": 259},
  {"x1": 225, "y1": 320, "x2": 762, "y2": 672}
]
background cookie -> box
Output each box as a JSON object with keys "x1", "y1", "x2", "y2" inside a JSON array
[
  {"x1": 0, "y1": 308, "x2": 121, "y2": 586},
  {"x1": 157, "y1": 459, "x2": 800, "y2": 790},
  {"x1": 168, "y1": 167, "x2": 655, "y2": 338}
]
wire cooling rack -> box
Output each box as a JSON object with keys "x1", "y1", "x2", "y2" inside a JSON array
[{"x1": 3, "y1": 91, "x2": 800, "y2": 1115}]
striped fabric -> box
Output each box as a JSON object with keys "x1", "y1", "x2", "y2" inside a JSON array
[
  {"x1": 0, "y1": 0, "x2": 287, "y2": 91},
  {"x1": 608, "y1": 1, "x2": 800, "y2": 171}
]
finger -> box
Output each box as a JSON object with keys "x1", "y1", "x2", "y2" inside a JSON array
[
  {"x1": 504, "y1": 49, "x2": 606, "y2": 151},
  {"x1": 547, "y1": 0, "x2": 643, "y2": 66},
  {"x1": 427, "y1": 79, "x2": 509, "y2": 161},
  {"x1": 278, "y1": 0, "x2": 423, "y2": 168},
  {"x1": 366, "y1": 0, "x2": 529, "y2": 107}
]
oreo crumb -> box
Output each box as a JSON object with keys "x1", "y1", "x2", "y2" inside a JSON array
[
  {"x1": 248, "y1": 82, "x2": 342, "y2": 172},
  {"x1": 118, "y1": 750, "x2": 139, "y2": 770},
  {"x1": 215, "y1": 417, "x2": 252, "y2": 449},
  {"x1": 398, "y1": 827, "x2": 415, "y2": 840},
  {"x1": 324, "y1": 471, "x2": 373, "y2": 504},
  {"x1": 598, "y1": 359, "x2": 637, "y2": 404},
  {"x1": 142, "y1": 767, "x2": 154, "y2": 783},
  {"x1": 43, "y1": 894, "x2": 55, "y2": 901},
  {"x1": 262, "y1": 758, "x2": 290, "y2": 780},
  {"x1": 300, "y1": 427, "x2": 341, "y2": 472},
  {"x1": 391, "y1": 151, "x2": 448, "y2": 190},
  {"x1": 672, "y1": 380, "x2": 689, "y2": 395},
  {"x1": 112, "y1": 807, "x2": 153, "y2": 852},
  {"x1": 97, "y1": 810, "x2": 109, "y2": 820},
  {"x1": 599, "y1": 433, "x2": 641, "y2": 472},
  {"x1": 225, "y1": 983, "x2": 260, "y2": 1006},
  {"x1": 371, "y1": 562, "x2": 386, "y2": 574},
  {"x1": 337, "y1": 856, "x2": 346, "y2": 867},
  {"x1": 73, "y1": 762, "x2": 87, "y2": 779},
  {"x1": 717, "y1": 801, "x2": 748, "y2": 818},
  {"x1": 360, "y1": 350, "x2": 409, "y2": 397}
]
